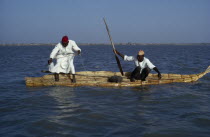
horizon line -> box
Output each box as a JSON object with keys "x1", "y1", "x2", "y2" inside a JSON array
[{"x1": 0, "y1": 42, "x2": 210, "y2": 46}]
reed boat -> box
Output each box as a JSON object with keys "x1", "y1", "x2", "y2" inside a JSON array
[{"x1": 25, "y1": 66, "x2": 210, "y2": 87}]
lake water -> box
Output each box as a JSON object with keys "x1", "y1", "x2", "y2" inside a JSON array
[{"x1": 0, "y1": 45, "x2": 210, "y2": 137}]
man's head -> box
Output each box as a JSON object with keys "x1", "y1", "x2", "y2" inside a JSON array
[
  {"x1": 137, "y1": 50, "x2": 144, "y2": 62},
  {"x1": 61, "y1": 36, "x2": 69, "y2": 47}
]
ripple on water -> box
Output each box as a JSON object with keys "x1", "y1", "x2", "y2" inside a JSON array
[{"x1": 0, "y1": 45, "x2": 210, "y2": 137}]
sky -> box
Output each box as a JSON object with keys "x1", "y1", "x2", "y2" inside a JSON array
[{"x1": 0, "y1": 0, "x2": 210, "y2": 44}]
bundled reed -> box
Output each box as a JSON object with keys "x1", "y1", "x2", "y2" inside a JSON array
[{"x1": 25, "y1": 66, "x2": 210, "y2": 87}]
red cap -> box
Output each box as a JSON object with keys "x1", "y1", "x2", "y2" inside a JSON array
[{"x1": 62, "y1": 36, "x2": 68, "y2": 43}]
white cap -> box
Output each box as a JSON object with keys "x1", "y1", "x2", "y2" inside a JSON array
[{"x1": 138, "y1": 50, "x2": 144, "y2": 55}]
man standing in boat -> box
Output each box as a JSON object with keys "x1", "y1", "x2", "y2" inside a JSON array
[
  {"x1": 48, "y1": 36, "x2": 81, "y2": 82},
  {"x1": 114, "y1": 49, "x2": 161, "y2": 82}
]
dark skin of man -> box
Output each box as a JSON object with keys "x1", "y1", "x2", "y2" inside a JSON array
[
  {"x1": 114, "y1": 49, "x2": 162, "y2": 80},
  {"x1": 47, "y1": 41, "x2": 81, "y2": 83}
]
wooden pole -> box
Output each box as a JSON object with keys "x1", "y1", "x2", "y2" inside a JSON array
[{"x1": 103, "y1": 18, "x2": 124, "y2": 76}]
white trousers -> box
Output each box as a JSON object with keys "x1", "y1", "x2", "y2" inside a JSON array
[{"x1": 49, "y1": 55, "x2": 75, "y2": 74}]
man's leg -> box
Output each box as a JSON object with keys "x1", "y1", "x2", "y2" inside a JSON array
[
  {"x1": 72, "y1": 74, "x2": 76, "y2": 83},
  {"x1": 140, "y1": 67, "x2": 151, "y2": 81},
  {"x1": 69, "y1": 57, "x2": 76, "y2": 83},
  {"x1": 54, "y1": 73, "x2": 59, "y2": 81},
  {"x1": 130, "y1": 66, "x2": 141, "y2": 82}
]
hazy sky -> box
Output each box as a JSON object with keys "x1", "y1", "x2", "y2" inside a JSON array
[{"x1": 0, "y1": 0, "x2": 209, "y2": 44}]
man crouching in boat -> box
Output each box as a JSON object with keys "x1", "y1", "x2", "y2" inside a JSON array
[
  {"x1": 114, "y1": 50, "x2": 161, "y2": 82},
  {"x1": 48, "y1": 36, "x2": 81, "y2": 83}
]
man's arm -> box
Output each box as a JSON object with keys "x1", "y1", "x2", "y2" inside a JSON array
[
  {"x1": 48, "y1": 45, "x2": 59, "y2": 65},
  {"x1": 114, "y1": 50, "x2": 124, "y2": 59},
  {"x1": 72, "y1": 40, "x2": 81, "y2": 55},
  {"x1": 153, "y1": 67, "x2": 162, "y2": 80},
  {"x1": 114, "y1": 50, "x2": 135, "y2": 61}
]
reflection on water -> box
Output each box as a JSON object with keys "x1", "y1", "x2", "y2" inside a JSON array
[{"x1": 47, "y1": 87, "x2": 80, "y2": 120}]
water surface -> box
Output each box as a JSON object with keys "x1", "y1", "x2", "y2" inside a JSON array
[{"x1": 0, "y1": 45, "x2": 210, "y2": 137}]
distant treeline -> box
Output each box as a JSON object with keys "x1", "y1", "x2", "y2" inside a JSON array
[{"x1": 0, "y1": 43, "x2": 210, "y2": 46}]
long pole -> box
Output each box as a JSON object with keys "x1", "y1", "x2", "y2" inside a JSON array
[{"x1": 103, "y1": 18, "x2": 124, "y2": 76}]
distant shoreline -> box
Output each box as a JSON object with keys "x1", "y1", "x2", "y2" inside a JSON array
[{"x1": 0, "y1": 43, "x2": 210, "y2": 46}]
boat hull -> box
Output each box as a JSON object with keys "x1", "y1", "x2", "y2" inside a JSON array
[{"x1": 25, "y1": 66, "x2": 210, "y2": 87}]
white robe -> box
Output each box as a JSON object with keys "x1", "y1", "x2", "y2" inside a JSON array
[{"x1": 49, "y1": 40, "x2": 81, "y2": 74}]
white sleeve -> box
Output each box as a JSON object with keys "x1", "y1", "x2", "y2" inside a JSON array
[
  {"x1": 50, "y1": 44, "x2": 59, "y2": 59},
  {"x1": 72, "y1": 41, "x2": 81, "y2": 52},
  {"x1": 146, "y1": 58, "x2": 156, "y2": 69},
  {"x1": 124, "y1": 55, "x2": 135, "y2": 61}
]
